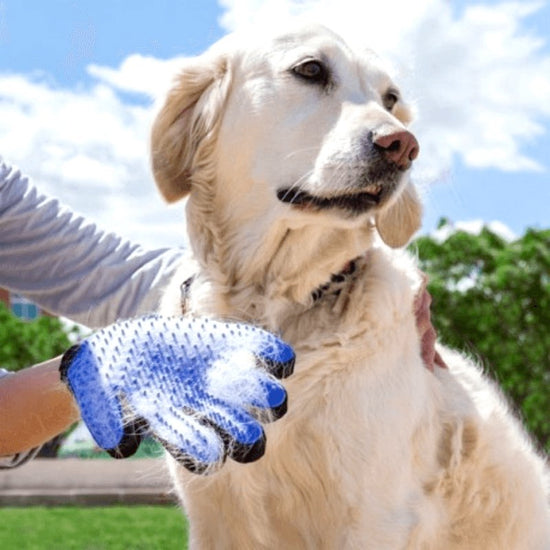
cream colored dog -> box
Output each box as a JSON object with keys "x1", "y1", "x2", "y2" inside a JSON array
[{"x1": 152, "y1": 24, "x2": 550, "y2": 549}]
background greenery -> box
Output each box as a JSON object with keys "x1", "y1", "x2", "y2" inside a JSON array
[
  {"x1": 0, "y1": 303, "x2": 81, "y2": 371},
  {"x1": 0, "y1": 506, "x2": 187, "y2": 550},
  {"x1": 412, "y1": 222, "x2": 550, "y2": 452}
]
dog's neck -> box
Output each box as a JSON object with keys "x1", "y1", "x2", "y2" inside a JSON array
[
  {"x1": 186, "y1": 214, "x2": 376, "y2": 328},
  {"x1": 261, "y1": 223, "x2": 374, "y2": 300},
  {"x1": 181, "y1": 254, "x2": 362, "y2": 315}
]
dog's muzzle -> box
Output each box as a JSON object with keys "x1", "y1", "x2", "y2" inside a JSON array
[{"x1": 277, "y1": 128, "x2": 418, "y2": 216}]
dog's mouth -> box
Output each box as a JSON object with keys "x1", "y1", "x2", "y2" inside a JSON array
[{"x1": 277, "y1": 183, "x2": 387, "y2": 215}]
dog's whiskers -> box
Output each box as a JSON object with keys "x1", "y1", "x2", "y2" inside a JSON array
[
  {"x1": 279, "y1": 171, "x2": 313, "y2": 204},
  {"x1": 284, "y1": 147, "x2": 320, "y2": 161}
]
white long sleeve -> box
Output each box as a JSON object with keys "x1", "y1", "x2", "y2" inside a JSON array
[{"x1": 0, "y1": 161, "x2": 186, "y2": 327}]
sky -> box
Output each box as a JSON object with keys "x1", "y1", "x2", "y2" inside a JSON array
[{"x1": 0, "y1": 0, "x2": 549, "y2": 248}]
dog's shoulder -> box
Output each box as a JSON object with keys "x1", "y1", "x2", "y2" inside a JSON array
[{"x1": 418, "y1": 345, "x2": 550, "y2": 547}]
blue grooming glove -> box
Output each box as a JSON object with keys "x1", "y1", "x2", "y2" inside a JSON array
[{"x1": 60, "y1": 315, "x2": 294, "y2": 473}]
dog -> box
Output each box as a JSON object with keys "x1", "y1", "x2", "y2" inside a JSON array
[{"x1": 151, "y1": 24, "x2": 550, "y2": 549}]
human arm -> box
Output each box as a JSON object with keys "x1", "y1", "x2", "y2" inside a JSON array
[
  {"x1": 0, "y1": 160, "x2": 184, "y2": 327},
  {"x1": 0, "y1": 358, "x2": 78, "y2": 457}
]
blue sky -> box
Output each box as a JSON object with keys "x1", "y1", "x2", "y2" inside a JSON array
[
  {"x1": 0, "y1": 1, "x2": 223, "y2": 81},
  {"x1": 0, "y1": 0, "x2": 549, "y2": 247}
]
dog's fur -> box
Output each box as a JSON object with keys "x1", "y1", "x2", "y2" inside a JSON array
[{"x1": 152, "y1": 25, "x2": 550, "y2": 549}]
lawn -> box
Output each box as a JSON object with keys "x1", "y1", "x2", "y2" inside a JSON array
[{"x1": 0, "y1": 505, "x2": 188, "y2": 549}]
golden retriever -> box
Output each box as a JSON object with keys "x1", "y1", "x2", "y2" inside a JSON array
[{"x1": 151, "y1": 24, "x2": 550, "y2": 549}]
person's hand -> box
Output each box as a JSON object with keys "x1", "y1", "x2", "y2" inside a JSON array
[
  {"x1": 60, "y1": 315, "x2": 295, "y2": 473},
  {"x1": 414, "y1": 275, "x2": 447, "y2": 372}
]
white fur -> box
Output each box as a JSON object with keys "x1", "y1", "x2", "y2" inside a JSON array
[{"x1": 153, "y1": 25, "x2": 550, "y2": 549}]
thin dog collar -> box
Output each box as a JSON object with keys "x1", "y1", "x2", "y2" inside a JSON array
[{"x1": 311, "y1": 258, "x2": 359, "y2": 303}]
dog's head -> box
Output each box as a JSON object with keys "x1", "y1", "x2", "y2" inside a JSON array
[{"x1": 152, "y1": 24, "x2": 421, "y2": 272}]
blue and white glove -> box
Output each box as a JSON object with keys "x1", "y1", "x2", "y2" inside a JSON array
[{"x1": 60, "y1": 315, "x2": 294, "y2": 473}]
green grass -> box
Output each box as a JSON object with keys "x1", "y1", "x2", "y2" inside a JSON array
[{"x1": 0, "y1": 506, "x2": 188, "y2": 549}]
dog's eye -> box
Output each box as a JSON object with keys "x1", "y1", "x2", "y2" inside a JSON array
[
  {"x1": 292, "y1": 60, "x2": 330, "y2": 86},
  {"x1": 383, "y1": 89, "x2": 400, "y2": 111}
]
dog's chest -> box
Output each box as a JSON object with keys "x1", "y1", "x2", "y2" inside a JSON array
[{"x1": 174, "y1": 249, "x2": 429, "y2": 548}]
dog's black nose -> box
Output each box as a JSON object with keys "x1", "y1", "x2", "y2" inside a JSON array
[{"x1": 373, "y1": 130, "x2": 419, "y2": 170}]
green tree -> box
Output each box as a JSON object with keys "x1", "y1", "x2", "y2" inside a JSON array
[
  {"x1": 412, "y1": 223, "x2": 550, "y2": 453},
  {"x1": 0, "y1": 303, "x2": 80, "y2": 371}
]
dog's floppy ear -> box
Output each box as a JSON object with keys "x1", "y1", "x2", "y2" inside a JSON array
[
  {"x1": 151, "y1": 48, "x2": 231, "y2": 203},
  {"x1": 375, "y1": 183, "x2": 422, "y2": 248}
]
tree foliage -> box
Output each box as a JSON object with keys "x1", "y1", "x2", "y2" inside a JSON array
[
  {"x1": 0, "y1": 303, "x2": 78, "y2": 371},
  {"x1": 412, "y1": 222, "x2": 550, "y2": 452}
]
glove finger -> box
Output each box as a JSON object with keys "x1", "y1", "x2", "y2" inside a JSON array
[
  {"x1": 202, "y1": 352, "x2": 289, "y2": 421},
  {"x1": 202, "y1": 321, "x2": 296, "y2": 379},
  {"x1": 105, "y1": 416, "x2": 149, "y2": 460},
  {"x1": 253, "y1": 337, "x2": 295, "y2": 379},
  {"x1": 60, "y1": 343, "x2": 127, "y2": 452},
  {"x1": 125, "y1": 393, "x2": 227, "y2": 474},
  {"x1": 197, "y1": 397, "x2": 267, "y2": 464},
  {"x1": 157, "y1": 404, "x2": 266, "y2": 467},
  {"x1": 239, "y1": 329, "x2": 295, "y2": 379},
  {"x1": 247, "y1": 374, "x2": 288, "y2": 421},
  {"x1": 224, "y1": 427, "x2": 266, "y2": 465}
]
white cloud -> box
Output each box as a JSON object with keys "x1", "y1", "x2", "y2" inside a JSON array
[
  {"x1": 431, "y1": 219, "x2": 517, "y2": 243},
  {"x1": 87, "y1": 54, "x2": 187, "y2": 99},
  {"x1": 219, "y1": 0, "x2": 550, "y2": 183},
  {"x1": 0, "y1": 63, "x2": 187, "y2": 249}
]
